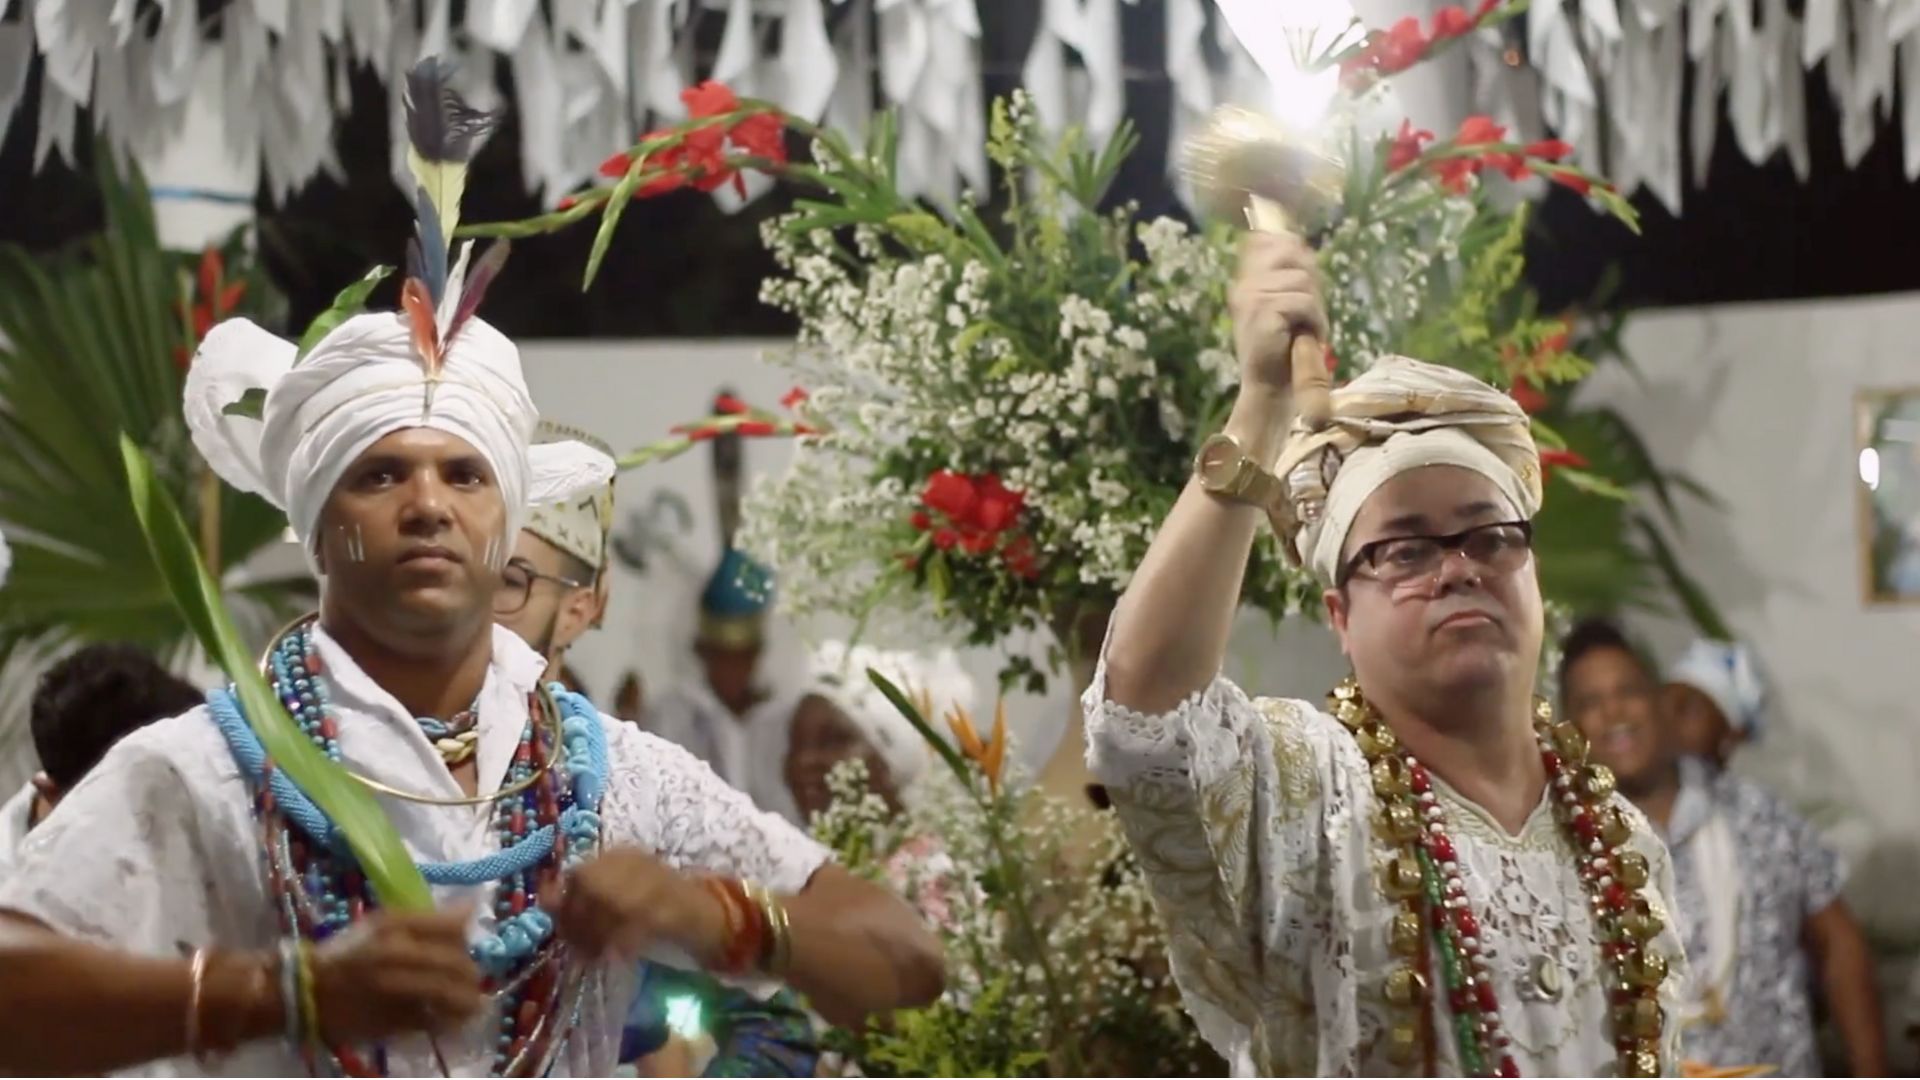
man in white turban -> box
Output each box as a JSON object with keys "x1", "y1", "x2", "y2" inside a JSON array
[
  {"x1": 0, "y1": 299, "x2": 942, "y2": 1073},
  {"x1": 1663, "y1": 637, "x2": 1768, "y2": 769},
  {"x1": 1083, "y1": 233, "x2": 1689, "y2": 1076}
]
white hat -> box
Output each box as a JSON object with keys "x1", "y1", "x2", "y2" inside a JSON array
[{"x1": 1668, "y1": 639, "x2": 1768, "y2": 737}]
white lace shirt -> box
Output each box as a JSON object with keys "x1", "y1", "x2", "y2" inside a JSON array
[
  {"x1": 1083, "y1": 661, "x2": 1689, "y2": 1077},
  {"x1": 0, "y1": 624, "x2": 831, "y2": 1076}
]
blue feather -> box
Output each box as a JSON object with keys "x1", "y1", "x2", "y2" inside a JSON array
[{"x1": 413, "y1": 184, "x2": 449, "y2": 305}]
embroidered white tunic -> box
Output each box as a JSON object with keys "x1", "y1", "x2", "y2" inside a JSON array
[
  {"x1": 1083, "y1": 661, "x2": 1690, "y2": 1077},
  {"x1": 0, "y1": 624, "x2": 830, "y2": 1077}
]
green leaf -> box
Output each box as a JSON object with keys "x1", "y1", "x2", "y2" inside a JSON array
[
  {"x1": 1633, "y1": 514, "x2": 1731, "y2": 639},
  {"x1": 221, "y1": 388, "x2": 267, "y2": 420},
  {"x1": 1555, "y1": 468, "x2": 1633, "y2": 501},
  {"x1": 865, "y1": 668, "x2": 974, "y2": 790},
  {"x1": 120, "y1": 436, "x2": 432, "y2": 910},
  {"x1": 297, "y1": 265, "x2": 393, "y2": 360}
]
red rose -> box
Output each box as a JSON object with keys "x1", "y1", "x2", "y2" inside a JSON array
[
  {"x1": 729, "y1": 111, "x2": 788, "y2": 164},
  {"x1": 959, "y1": 530, "x2": 996, "y2": 555},
  {"x1": 780, "y1": 386, "x2": 809, "y2": 409},
  {"x1": 1455, "y1": 115, "x2": 1506, "y2": 145},
  {"x1": 972, "y1": 493, "x2": 1018, "y2": 534},
  {"x1": 1386, "y1": 119, "x2": 1434, "y2": 173},
  {"x1": 921, "y1": 471, "x2": 977, "y2": 521},
  {"x1": 910, "y1": 510, "x2": 932, "y2": 531},
  {"x1": 1525, "y1": 138, "x2": 1573, "y2": 161},
  {"x1": 1002, "y1": 534, "x2": 1040, "y2": 580},
  {"x1": 932, "y1": 529, "x2": 960, "y2": 551},
  {"x1": 681, "y1": 81, "x2": 739, "y2": 119},
  {"x1": 1376, "y1": 17, "x2": 1428, "y2": 73},
  {"x1": 1431, "y1": 5, "x2": 1474, "y2": 39}
]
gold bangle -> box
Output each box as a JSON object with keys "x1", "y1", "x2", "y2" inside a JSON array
[
  {"x1": 185, "y1": 949, "x2": 209, "y2": 1060},
  {"x1": 749, "y1": 885, "x2": 793, "y2": 976},
  {"x1": 295, "y1": 941, "x2": 320, "y2": 1049}
]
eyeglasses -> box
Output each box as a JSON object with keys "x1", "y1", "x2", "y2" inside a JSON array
[
  {"x1": 493, "y1": 557, "x2": 587, "y2": 615},
  {"x1": 1339, "y1": 520, "x2": 1534, "y2": 589}
]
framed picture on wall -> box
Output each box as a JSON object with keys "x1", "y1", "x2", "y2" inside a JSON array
[{"x1": 1856, "y1": 388, "x2": 1920, "y2": 604}]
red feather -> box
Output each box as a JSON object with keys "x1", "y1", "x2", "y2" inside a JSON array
[{"x1": 401, "y1": 278, "x2": 442, "y2": 376}]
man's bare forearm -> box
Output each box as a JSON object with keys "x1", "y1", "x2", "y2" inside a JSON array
[
  {"x1": 781, "y1": 866, "x2": 945, "y2": 1028},
  {"x1": 1809, "y1": 901, "x2": 1887, "y2": 1074},
  {"x1": 1105, "y1": 388, "x2": 1293, "y2": 715},
  {"x1": 0, "y1": 920, "x2": 280, "y2": 1074}
]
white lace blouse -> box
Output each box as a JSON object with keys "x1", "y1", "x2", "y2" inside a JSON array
[
  {"x1": 1083, "y1": 661, "x2": 1689, "y2": 1077},
  {"x1": 0, "y1": 624, "x2": 830, "y2": 1077}
]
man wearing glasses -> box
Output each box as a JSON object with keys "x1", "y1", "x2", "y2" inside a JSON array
[{"x1": 1085, "y1": 234, "x2": 1688, "y2": 1076}]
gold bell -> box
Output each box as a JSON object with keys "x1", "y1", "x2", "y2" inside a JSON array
[
  {"x1": 1532, "y1": 697, "x2": 1555, "y2": 724},
  {"x1": 1600, "y1": 806, "x2": 1634, "y2": 847},
  {"x1": 1384, "y1": 967, "x2": 1428, "y2": 1007},
  {"x1": 1371, "y1": 757, "x2": 1411, "y2": 799},
  {"x1": 1622, "y1": 950, "x2": 1669, "y2": 988},
  {"x1": 1333, "y1": 698, "x2": 1367, "y2": 729},
  {"x1": 1614, "y1": 850, "x2": 1650, "y2": 890},
  {"x1": 1356, "y1": 723, "x2": 1399, "y2": 758},
  {"x1": 1618, "y1": 901, "x2": 1666, "y2": 943},
  {"x1": 1384, "y1": 1022, "x2": 1421, "y2": 1064},
  {"x1": 1583, "y1": 763, "x2": 1617, "y2": 801},
  {"x1": 1331, "y1": 678, "x2": 1359, "y2": 703},
  {"x1": 1382, "y1": 856, "x2": 1424, "y2": 899},
  {"x1": 1612, "y1": 996, "x2": 1661, "y2": 1039},
  {"x1": 1377, "y1": 803, "x2": 1423, "y2": 845},
  {"x1": 1551, "y1": 722, "x2": 1589, "y2": 762},
  {"x1": 1389, "y1": 910, "x2": 1424, "y2": 956},
  {"x1": 1624, "y1": 1048, "x2": 1661, "y2": 1077}
]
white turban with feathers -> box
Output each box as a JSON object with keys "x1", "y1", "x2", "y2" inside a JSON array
[
  {"x1": 1269, "y1": 355, "x2": 1544, "y2": 586},
  {"x1": 184, "y1": 312, "x2": 613, "y2": 573}
]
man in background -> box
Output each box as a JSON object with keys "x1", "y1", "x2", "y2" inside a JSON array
[
  {"x1": 0, "y1": 643, "x2": 202, "y2": 878},
  {"x1": 1662, "y1": 637, "x2": 1766, "y2": 770},
  {"x1": 1559, "y1": 619, "x2": 1886, "y2": 1075}
]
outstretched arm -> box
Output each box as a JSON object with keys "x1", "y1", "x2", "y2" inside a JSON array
[{"x1": 1102, "y1": 232, "x2": 1321, "y2": 715}]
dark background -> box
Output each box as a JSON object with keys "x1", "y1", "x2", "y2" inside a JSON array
[{"x1": 4, "y1": 0, "x2": 1915, "y2": 336}]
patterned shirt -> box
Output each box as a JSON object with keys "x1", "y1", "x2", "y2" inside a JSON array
[{"x1": 1664, "y1": 757, "x2": 1844, "y2": 1075}]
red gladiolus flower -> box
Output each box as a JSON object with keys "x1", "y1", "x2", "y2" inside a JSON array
[
  {"x1": 681, "y1": 81, "x2": 740, "y2": 119},
  {"x1": 714, "y1": 394, "x2": 750, "y2": 415},
  {"x1": 598, "y1": 151, "x2": 634, "y2": 178},
  {"x1": 1340, "y1": 52, "x2": 1380, "y2": 91},
  {"x1": 1540, "y1": 321, "x2": 1572, "y2": 355},
  {"x1": 1525, "y1": 138, "x2": 1573, "y2": 161},
  {"x1": 1549, "y1": 170, "x2": 1594, "y2": 196},
  {"x1": 638, "y1": 167, "x2": 688, "y2": 198},
  {"x1": 921, "y1": 471, "x2": 978, "y2": 521},
  {"x1": 197, "y1": 248, "x2": 222, "y2": 300},
  {"x1": 735, "y1": 421, "x2": 776, "y2": 436},
  {"x1": 1482, "y1": 151, "x2": 1531, "y2": 180},
  {"x1": 556, "y1": 195, "x2": 579, "y2": 210},
  {"x1": 932, "y1": 529, "x2": 960, "y2": 551},
  {"x1": 1455, "y1": 115, "x2": 1507, "y2": 145},
  {"x1": 730, "y1": 111, "x2": 788, "y2": 164},
  {"x1": 780, "y1": 386, "x2": 809, "y2": 409},
  {"x1": 1386, "y1": 119, "x2": 1434, "y2": 172},
  {"x1": 1433, "y1": 156, "x2": 1481, "y2": 193},
  {"x1": 1475, "y1": 0, "x2": 1502, "y2": 16},
  {"x1": 1431, "y1": 5, "x2": 1474, "y2": 39},
  {"x1": 1509, "y1": 377, "x2": 1548, "y2": 414},
  {"x1": 1540, "y1": 448, "x2": 1589, "y2": 477},
  {"x1": 1376, "y1": 17, "x2": 1428, "y2": 73}
]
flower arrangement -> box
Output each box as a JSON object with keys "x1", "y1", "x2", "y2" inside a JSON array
[
  {"x1": 467, "y1": 1, "x2": 1725, "y2": 686},
  {"x1": 809, "y1": 673, "x2": 1218, "y2": 1077}
]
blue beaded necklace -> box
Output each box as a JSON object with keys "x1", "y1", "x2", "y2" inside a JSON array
[{"x1": 209, "y1": 621, "x2": 610, "y2": 1077}]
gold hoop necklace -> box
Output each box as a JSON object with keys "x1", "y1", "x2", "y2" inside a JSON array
[{"x1": 258, "y1": 614, "x2": 564, "y2": 807}]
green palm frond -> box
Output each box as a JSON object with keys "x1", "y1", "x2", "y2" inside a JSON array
[{"x1": 0, "y1": 152, "x2": 312, "y2": 670}]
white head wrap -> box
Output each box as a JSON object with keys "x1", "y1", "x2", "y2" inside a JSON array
[
  {"x1": 184, "y1": 314, "x2": 613, "y2": 573},
  {"x1": 523, "y1": 422, "x2": 616, "y2": 575},
  {"x1": 804, "y1": 641, "x2": 976, "y2": 794},
  {"x1": 1269, "y1": 356, "x2": 1543, "y2": 585},
  {"x1": 1668, "y1": 639, "x2": 1768, "y2": 737}
]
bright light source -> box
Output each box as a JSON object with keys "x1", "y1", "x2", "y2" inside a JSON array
[
  {"x1": 1213, "y1": 0, "x2": 1360, "y2": 133},
  {"x1": 1859, "y1": 447, "x2": 1881, "y2": 490},
  {"x1": 665, "y1": 994, "x2": 704, "y2": 1040}
]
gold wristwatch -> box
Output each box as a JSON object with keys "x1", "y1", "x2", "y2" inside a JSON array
[{"x1": 1193, "y1": 432, "x2": 1284, "y2": 511}]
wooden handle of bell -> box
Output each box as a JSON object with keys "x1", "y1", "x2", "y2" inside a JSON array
[{"x1": 1247, "y1": 194, "x2": 1332, "y2": 431}]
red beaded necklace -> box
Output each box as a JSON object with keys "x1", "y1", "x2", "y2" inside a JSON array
[{"x1": 1327, "y1": 677, "x2": 1672, "y2": 1077}]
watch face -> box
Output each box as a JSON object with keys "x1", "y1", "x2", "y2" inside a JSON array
[{"x1": 1197, "y1": 436, "x2": 1243, "y2": 487}]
